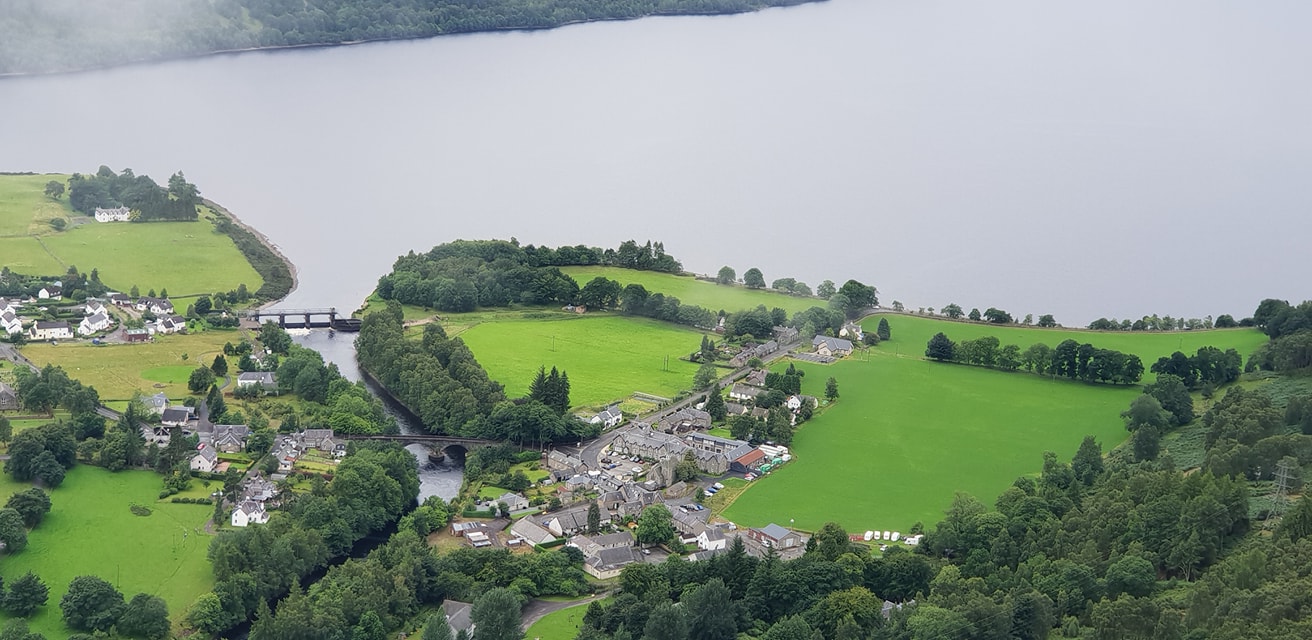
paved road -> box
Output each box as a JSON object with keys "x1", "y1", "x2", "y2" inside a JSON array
[
  {"x1": 520, "y1": 593, "x2": 609, "y2": 634},
  {"x1": 560, "y1": 336, "x2": 802, "y2": 472}
]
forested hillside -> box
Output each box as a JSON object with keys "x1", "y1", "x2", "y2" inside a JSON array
[{"x1": 0, "y1": 0, "x2": 818, "y2": 74}]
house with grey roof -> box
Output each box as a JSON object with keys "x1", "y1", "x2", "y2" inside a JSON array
[
  {"x1": 2, "y1": 310, "x2": 23, "y2": 335},
  {"x1": 206, "y1": 425, "x2": 251, "y2": 453},
  {"x1": 441, "y1": 601, "x2": 475, "y2": 637},
  {"x1": 78, "y1": 312, "x2": 111, "y2": 336},
  {"x1": 29, "y1": 320, "x2": 72, "y2": 341},
  {"x1": 584, "y1": 546, "x2": 641, "y2": 580},
  {"x1": 144, "y1": 392, "x2": 168, "y2": 416},
  {"x1": 658, "y1": 408, "x2": 711, "y2": 433},
  {"x1": 0, "y1": 383, "x2": 18, "y2": 411},
  {"x1": 746, "y1": 523, "x2": 809, "y2": 560},
  {"x1": 590, "y1": 405, "x2": 624, "y2": 429},
  {"x1": 237, "y1": 371, "x2": 277, "y2": 392},
  {"x1": 510, "y1": 517, "x2": 557, "y2": 546},
  {"x1": 729, "y1": 383, "x2": 765, "y2": 402},
  {"x1": 161, "y1": 407, "x2": 193, "y2": 427},
  {"x1": 813, "y1": 335, "x2": 854, "y2": 357},
  {"x1": 231, "y1": 500, "x2": 269, "y2": 527},
  {"x1": 190, "y1": 445, "x2": 218, "y2": 473}
]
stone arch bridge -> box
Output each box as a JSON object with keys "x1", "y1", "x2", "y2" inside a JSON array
[{"x1": 339, "y1": 433, "x2": 533, "y2": 459}]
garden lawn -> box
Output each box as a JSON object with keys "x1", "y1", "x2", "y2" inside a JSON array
[
  {"x1": 21, "y1": 330, "x2": 239, "y2": 400},
  {"x1": 456, "y1": 314, "x2": 710, "y2": 408},
  {"x1": 525, "y1": 598, "x2": 607, "y2": 640},
  {"x1": 558, "y1": 266, "x2": 822, "y2": 316},
  {"x1": 863, "y1": 314, "x2": 1268, "y2": 379},
  {"x1": 0, "y1": 465, "x2": 215, "y2": 637},
  {"x1": 722, "y1": 354, "x2": 1138, "y2": 532}
]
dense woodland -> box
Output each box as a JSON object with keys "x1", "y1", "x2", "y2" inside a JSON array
[
  {"x1": 0, "y1": 0, "x2": 818, "y2": 75},
  {"x1": 376, "y1": 239, "x2": 679, "y2": 312}
]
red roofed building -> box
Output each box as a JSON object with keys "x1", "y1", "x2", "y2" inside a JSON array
[{"x1": 731, "y1": 449, "x2": 766, "y2": 474}]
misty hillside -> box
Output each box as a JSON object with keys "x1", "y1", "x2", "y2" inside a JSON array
[{"x1": 0, "y1": 0, "x2": 816, "y2": 75}]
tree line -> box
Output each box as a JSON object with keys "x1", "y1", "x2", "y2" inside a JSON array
[
  {"x1": 925, "y1": 333, "x2": 1145, "y2": 385},
  {"x1": 66, "y1": 166, "x2": 199, "y2": 222},
  {"x1": 376, "y1": 239, "x2": 680, "y2": 312},
  {"x1": 355, "y1": 302, "x2": 596, "y2": 443},
  {"x1": 1248, "y1": 299, "x2": 1312, "y2": 372},
  {"x1": 188, "y1": 443, "x2": 421, "y2": 637}
]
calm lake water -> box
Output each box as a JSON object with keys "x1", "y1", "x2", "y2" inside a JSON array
[{"x1": 2, "y1": 0, "x2": 1310, "y2": 323}]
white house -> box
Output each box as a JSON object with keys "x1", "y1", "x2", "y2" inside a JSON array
[
  {"x1": 94, "y1": 206, "x2": 131, "y2": 222},
  {"x1": 697, "y1": 527, "x2": 728, "y2": 551},
  {"x1": 144, "y1": 392, "x2": 168, "y2": 416},
  {"x1": 839, "y1": 322, "x2": 865, "y2": 342},
  {"x1": 29, "y1": 320, "x2": 72, "y2": 341},
  {"x1": 37, "y1": 283, "x2": 62, "y2": 300},
  {"x1": 0, "y1": 298, "x2": 16, "y2": 316},
  {"x1": 77, "y1": 312, "x2": 111, "y2": 336},
  {"x1": 84, "y1": 300, "x2": 107, "y2": 317},
  {"x1": 156, "y1": 315, "x2": 186, "y2": 334},
  {"x1": 231, "y1": 500, "x2": 269, "y2": 527},
  {"x1": 136, "y1": 297, "x2": 174, "y2": 315},
  {"x1": 590, "y1": 406, "x2": 624, "y2": 429},
  {"x1": 237, "y1": 372, "x2": 277, "y2": 392},
  {"x1": 1, "y1": 311, "x2": 21, "y2": 335},
  {"x1": 190, "y1": 444, "x2": 218, "y2": 473}
]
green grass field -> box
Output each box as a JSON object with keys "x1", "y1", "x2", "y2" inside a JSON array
[
  {"x1": 455, "y1": 314, "x2": 710, "y2": 408},
  {"x1": 0, "y1": 465, "x2": 215, "y2": 637},
  {"x1": 525, "y1": 598, "x2": 606, "y2": 640},
  {"x1": 21, "y1": 331, "x2": 237, "y2": 400},
  {"x1": 722, "y1": 354, "x2": 1139, "y2": 532},
  {"x1": 862, "y1": 313, "x2": 1269, "y2": 377},
  {"x1": 558, "y1": 266, "x2": 823, "y2": 316},
  {"x1": 0, "y1": 175, "x2": 262, "y2": 295}
]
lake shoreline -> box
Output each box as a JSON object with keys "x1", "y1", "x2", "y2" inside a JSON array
[
  {"x1": 201, "y1": 197, "x2": 299, "y2": 310},
  {"x1": 0, "y1": 1, "x2": 825, "y2": 78}
]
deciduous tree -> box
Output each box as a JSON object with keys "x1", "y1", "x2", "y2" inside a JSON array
[
  {"x1": 716, "y1": 266, "x2": 736, "y2": 285},
  {"x1": 743, "y1": 268, "x2": 765, "y2": 289},
  {"x1": 469, "y1": 588, "x2": 523, "y2": 640},
  {"x1": 117, "y1": 593, "x2": 170, "y2": 639},
  {"x1": 60, "y1": 575, "x2": 125, "y2": 633}
]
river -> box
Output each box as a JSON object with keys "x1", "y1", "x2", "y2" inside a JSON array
[
  {"x1": 2, "y1": 0, "x2": 1311, "y2": 323},
  {"x1": 292, "y1": 330, "x2": 464, "y2": 503}
]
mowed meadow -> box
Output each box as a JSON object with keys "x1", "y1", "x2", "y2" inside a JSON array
[
  {"x1": 0, "y1": 175, "x2": 261, "y2": 295},
  {"x1": 454, "y1": 314, "x2": 711, "y2": 408},
  {"x1": 22, "y1": 331, "x2": 235, "y2": 402},
  {"x1": 0, "y1": 466, "x2": 214, "y2": 637},
  {"x1": 723, "y1": 318, "x2": 1269, "y2": 532}
]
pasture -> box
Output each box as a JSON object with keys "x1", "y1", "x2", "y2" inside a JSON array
[
  {"x1": 0, "y1": 175, "x2": 262, "y2": 295},
  {"x1": 455, "y1": 314, "x2": 709, "y2": 409},
  {"x1": 862, "y1": 313, "x2": 1268, "y2": 376},
  {"x1": 724, "y1": 319, "x2": 1267, "y2": 531},
  {"x1": 722, "y1": 354, "x2": 1141, "y2": 532},
  {"x1": 558, "y1": 266, "x2": 822, "y2": 316},
  {"x1": 0, "y1": 466, "x2": 214, "y2": 637},
  {"x1": 21, "y1": 331, "x2": 238, "y2": 401}
]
